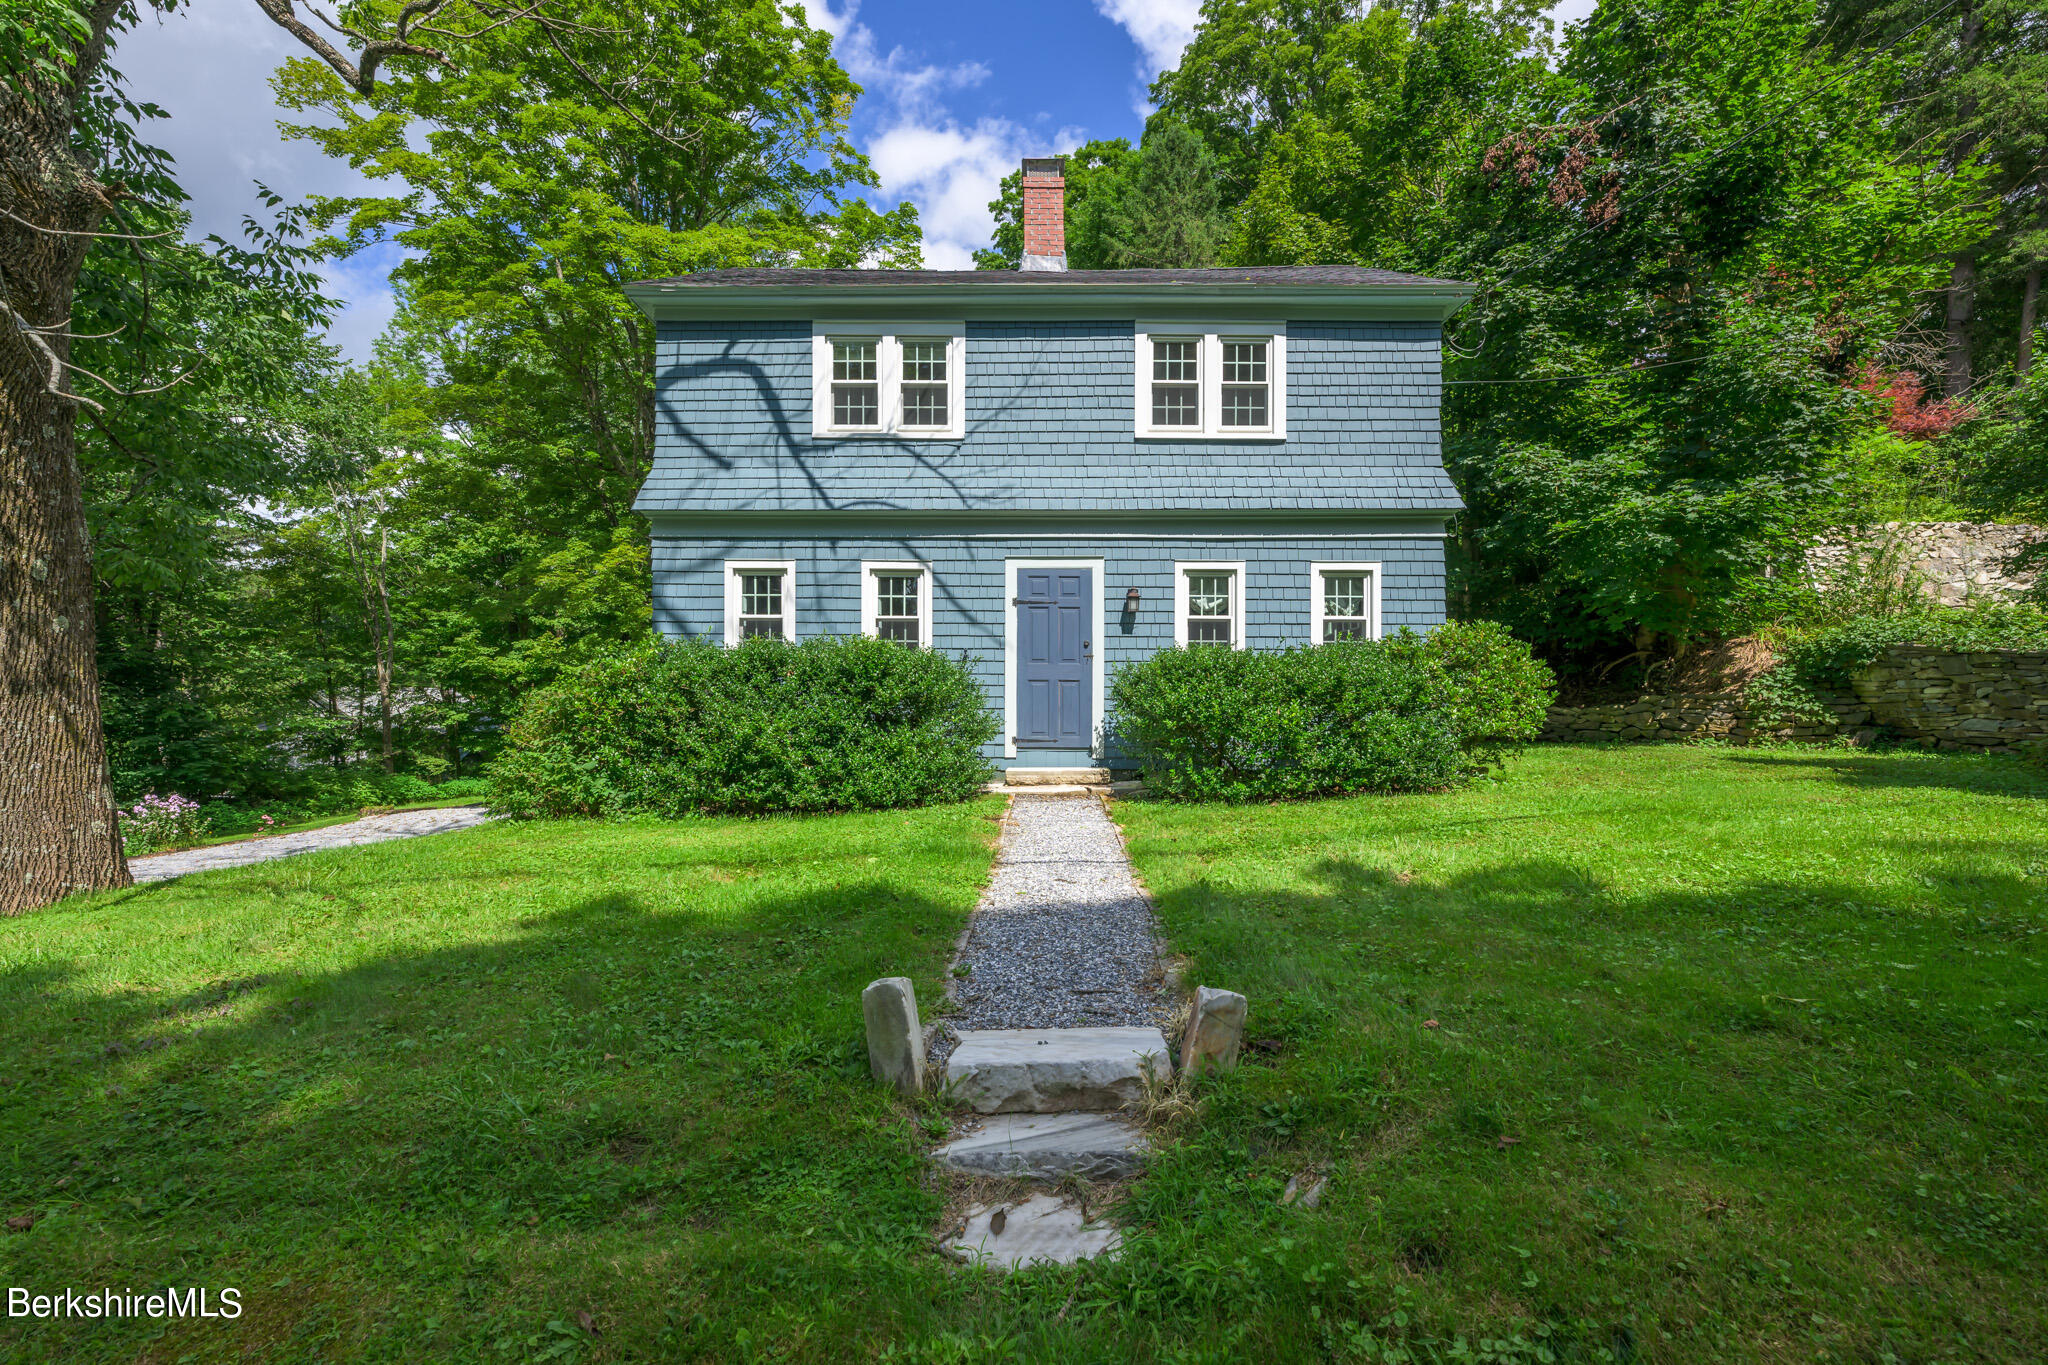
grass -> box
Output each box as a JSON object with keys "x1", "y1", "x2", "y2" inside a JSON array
[
  {"x1": 1112, "y1": 744, "x2": 2048, "y2": 1361},
  {"x1": 0, "y1": 801, "x2": 1002, "y2": 1363},
  {"x1": 3, "y1": 746, "x2": 2043, "y2": 1362}
]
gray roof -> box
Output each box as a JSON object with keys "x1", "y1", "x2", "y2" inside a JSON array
[{"x1": 634, "y1": 265, "x2": 1470, "y2": 290}]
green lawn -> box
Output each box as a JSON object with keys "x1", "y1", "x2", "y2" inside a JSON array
[
  {"x1": 1114, "y1": 744, "x2": 2048, "y2": 1362},
  {"x1": 3, "y1": 747, "x2": 2044, "y2": 1363},
  {"x1": 0, "y1": 802, "x2": 1002, "y2": 1363}
]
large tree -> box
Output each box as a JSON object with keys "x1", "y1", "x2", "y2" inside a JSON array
[{"x1": 0, "y1": 0, "x2": 906, "y2": 914}]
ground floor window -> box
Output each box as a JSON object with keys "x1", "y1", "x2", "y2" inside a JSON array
[
  {"x1": 724, "y1": 560, "x2": 796, "y2": 643},
  {"x1": 1309, "y1": 561, "x2": 1380, "y2": 642},
  {"x1": 1173, "y1": 561, "x2": 1246, "y2": 648},
  {"x1": 861, "y1": 561, "x2": 932, "y2": 645}
]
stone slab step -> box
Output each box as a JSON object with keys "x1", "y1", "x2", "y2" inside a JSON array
[
  {"x1": 945, "y1": 1026, "x2": 1171, "y2": 1114},
  {"x1": 944, "y1": 1193, "x2": 1120, "y2": 1269},
  {"x1": 934, "y1": 1112, "x2": 1149, "y2": 1180},
  {"x1": 1000, "y1": 767, "x2": 1109, "y2": 786}
]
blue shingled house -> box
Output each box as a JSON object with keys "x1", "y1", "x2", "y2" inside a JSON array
[{"x1": 624, "y1": 158, "x2": 1472, "y2": 778}]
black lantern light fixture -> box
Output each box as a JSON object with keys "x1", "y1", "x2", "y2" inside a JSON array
[{"x1": 1123, "y1": 588, "x2": 1142, "y2": 612}]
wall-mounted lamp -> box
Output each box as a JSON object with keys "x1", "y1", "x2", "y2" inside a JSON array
[{"x1": 1123, "y1": 588, "x2": 1142, "y2": 612}]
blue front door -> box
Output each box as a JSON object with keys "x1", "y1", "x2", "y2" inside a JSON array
[{"x1": 1015, "y1": 568, "x2": 1092, "y2": 748}]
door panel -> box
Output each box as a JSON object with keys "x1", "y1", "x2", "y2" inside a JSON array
[{"x1": 1014, "y1": 568, "x2": 1092, "y2": 748}]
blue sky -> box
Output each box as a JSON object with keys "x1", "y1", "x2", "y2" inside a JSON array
[{"x1": 123, "y1": 0, "x2": 1594, "y2": 358}]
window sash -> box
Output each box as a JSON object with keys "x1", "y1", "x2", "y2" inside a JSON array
[
  {"x1": 899, "y1": 339, "x2": 949, "y2": 428},
  {"x1": 1150, "y1": 338, "x2": 1200, "y2": 428},
  {"x1": 875, "y1": 572, "x2": 921, "y2": 644},
  {"x1": 1185, "y1": 571, "x2": 1234, "y2": 647},
  {"x1": 829, "y1": 339, "x2": 881, "y2": 428},
  {"x1": 1321, "y1": 573, "x2": 1370, "y2": 641},
  {"x1": 737, "y1": 571, "x2": 786, "y2": 638}
]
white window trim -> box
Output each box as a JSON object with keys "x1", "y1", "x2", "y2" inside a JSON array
[
  {"x1": 1001, "y1": 558, "x2": 1105, "y2": 761},
  {"x1": 1309, "y1": 561, "x2": 1383, "y2": 642},
  {"x1": 1172, "y1": 560, "x2": 1248, "y2": 649},
  {"x1": 723, "y1": 559, "x2": 796, "y2": 645},
  {"x1": 859, "y1": 560, "x2": 934, "y2": 646},
  {"x1": 1134, "y1": 322, "x2": 1286, "y2": 440},
  {"x1": 812, "y1": 322, "x2": 966, "y2": 439}
]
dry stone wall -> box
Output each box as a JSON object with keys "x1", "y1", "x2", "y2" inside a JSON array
[
  {"x1": 1849, "y1": 646, "x2": 2048, "y2": 753},
  {"x1": 1541, "y1": 646, "x2": 2048, "y2": 753},
  {"x1": 1809, "y1": 522, "x2": 2040, "y2": 606}
]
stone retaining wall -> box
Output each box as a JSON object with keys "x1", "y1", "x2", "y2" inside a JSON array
[
  {"x1": 1809, "y1": 522, "x2": 2040, "y2": 605},
  {"x1": 1539, "y1": 695, "x2": 1870, "y2": 745},
  {"x1": 1541, "y1": 646, "x2": 2048, "y2": 753},
  {"x1": 1849, "y1": 646, "x2": 2048, "y2": 752}
]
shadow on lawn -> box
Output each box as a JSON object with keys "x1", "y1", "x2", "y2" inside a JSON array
[
  {"x1": 0, "y1": 877, "x2": 958, "y2": 1326},
  {"x1": 1718, "y1": 747, "x2": 2048, "y2": 799}
]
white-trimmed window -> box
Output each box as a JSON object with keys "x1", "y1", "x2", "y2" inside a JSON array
[
  {"x1": 1310, "y1": 562, "x2": 1381, "y2": 642},
  {"x1": 724, "y1": 560, "x2": 796, "y2": 643},
  {"x1": 812, "y1": 324, "x2": 965, "y2": 439},
  {"x1": 860, "y1": 561, "x2": 933, "y2": 646},
  {"x1": 1135, "y1": 324, "x2": 1285, "y2": 438},
  {"x1": 1173, "y1": 561, "x2": 1246, "y2": 648}
]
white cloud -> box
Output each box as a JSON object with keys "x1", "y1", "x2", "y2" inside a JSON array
[
  {"x1": 822, "y1": 15, "x2": 1076, "y2": 267},
  {"x1": 117, "y1": 0, "x2": 389, "y2": 359},
  {"x1": 797, "y1": 0, "x2": 858, "y2": 39},
  {"x1": 1092, "y1": 0, "x2": 1202, "y2": 75}
]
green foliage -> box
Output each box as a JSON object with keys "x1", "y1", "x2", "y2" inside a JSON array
[
  {"x1": 1752, "y1": 602, "x2": 2048, "y2": 722},
  {"x1": 116, "y1": 793, "x2": 211, "y2": 858},
  {"x1": 1070, "y1": 120, "x2": 1229, "y2": 268},
  {"x1": 1108, "y1": 624, "x2": 1552, "y2": 802},
  {"x1": 488, "y1": 636, "x2": 998, "y2": 818}
]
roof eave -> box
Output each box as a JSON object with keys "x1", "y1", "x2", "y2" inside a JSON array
[{"x1": 623, "y1": 280, "x2": 1476, "y2": 323}]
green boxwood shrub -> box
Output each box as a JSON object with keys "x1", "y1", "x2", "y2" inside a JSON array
[
  {"x1": 1107, "y1": 621, "x2": 1554, "y2": 802},
  {"x1": 486, "y1": 635, "x2": 998, "y2": 818}
]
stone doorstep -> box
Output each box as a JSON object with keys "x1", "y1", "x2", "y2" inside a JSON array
[
  {"x1": 1001, "y1": 767, "x2": 1111, "y2": 787},
  {"x1": 945, "y1": 1026, "x2": 1173, "y2": 1114},
  {"x1": 934, "y1": 1112, "x2": 1149, "y2": 1180}
]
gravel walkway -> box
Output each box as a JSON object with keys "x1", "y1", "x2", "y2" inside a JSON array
[
  {"x1": 935, "y1": 794, "x2": 1172, "y2": 1063},
  {"x1": 127, "y1": 806, "x2": 493, "y2": 884}
]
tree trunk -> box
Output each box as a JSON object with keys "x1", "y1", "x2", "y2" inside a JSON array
[
  {"x1": 2020, "y1": 265, "x2": 2041, "y2": 380},
  {"x1": 1944, "y1": 252, "x2": 1976, "y2": 398},
  {"x1": 0, "y1": 11, "x2": 133, "y2": 914}
]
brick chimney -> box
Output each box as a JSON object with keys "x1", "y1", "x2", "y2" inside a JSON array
[{"x1": 1019, "y1": 156, "x2": 1067, "y2": 271}]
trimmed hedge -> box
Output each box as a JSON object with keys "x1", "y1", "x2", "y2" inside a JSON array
[
  {"x1": 487, "y1": 635, "x2": 998, "y2": 818},
  {"x1": 1107, "y1": 620, "x2": 1554, "y2": 802}
]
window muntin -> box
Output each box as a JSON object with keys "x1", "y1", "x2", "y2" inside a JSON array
[
  {"x1": 899, "y1": 339, "x2": 949, "y2": 428},
  {"x1": 830, "y1": 339, "x2": 880, "y2": 428},
  {"x1": 1308, "y1": 562, "x2": 1379, "y2": 643},
  {"x1": 875, "y1": 572, "x2": 922, "y2": 644},
  {"x1": 812, "y1": 325, "x2": 965, "y2": 439},
  {"x1": 1321, "y1": 573, "x2": 1370, "y2": 640},
  {"x1": 738, "y1": 572, "x2": 786, "y2": 639},
  {"x1": 725, "y1": 560, "x2": 796, "y2": 644},
  {"x1": 1220, "y1": 340, "x2": 1268, "y2": 428},
  {"x1": 1185, "y1": 572, "x2": 1234, "y2": 645},
  {"x1": 1134, "y1": 326, "x2": 1285, "y2": 438},
  {"x1": 1174, "y1": 561, "x2": 1246, "y2": 649},
  {"x1": 1150, "y1": 338, "x2": 1200, "y2": 428}
]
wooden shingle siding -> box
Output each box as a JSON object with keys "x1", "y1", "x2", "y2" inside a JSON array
[
  {"x1": 635, "y1": 319, "x2": 1462, "y2": 517},
  {"x1": 652, "y1": 532, "x2": 1449, "y2": 762}
]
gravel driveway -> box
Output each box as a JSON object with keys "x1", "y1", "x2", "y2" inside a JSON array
[
  {"x1": 127, "y1": 806, "x2": 493, "y2": 884},
  {"x1": 937, "y1": 794, "x2": 1173, "y2": 1060}
]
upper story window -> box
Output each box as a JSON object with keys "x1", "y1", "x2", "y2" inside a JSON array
[
  {"x1": 1310, "y1": 562, "x2": 1381, "y2": 642},
  {"x1": 1173, "y1": 561, "x2": 1246, "y2": 649},
  {"x1": 861, "y1": 561, "x2": 932, "y2": 646},
  {"x1": 812, "y1": 324, "x2": 965, "y2": 440},
  {"x1": 1135, "y1": 324, "x2": 1286, "y2": 439},
  {"x1": 725, "y1": 560, "x2": 796, "y2": 643}
]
